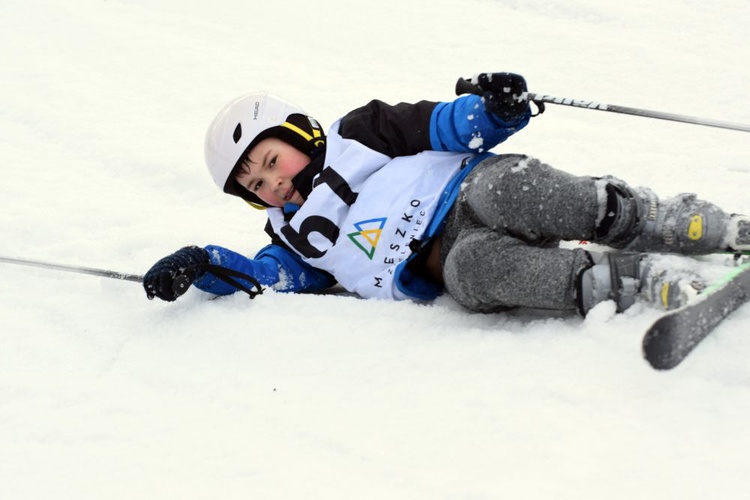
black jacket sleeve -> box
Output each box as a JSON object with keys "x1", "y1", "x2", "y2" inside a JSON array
[{"x1": 338, "y1": 99, "x2": 437, "y2": 158}]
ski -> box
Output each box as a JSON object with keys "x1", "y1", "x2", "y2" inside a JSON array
[{"x1": 642, "y1": 261, "x2": 750, "y2": 370}]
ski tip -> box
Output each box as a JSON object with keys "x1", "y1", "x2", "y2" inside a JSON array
[
  {"x1": 642, "y1": 309, "x2": 699, "y2": 370},
  {"x1": 642, "y1": 317, "x2": 683, "y2": 370}
]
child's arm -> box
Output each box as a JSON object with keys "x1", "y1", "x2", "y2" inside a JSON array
[
  {"x1": 193, "y1": 244, "x2": 335, "y2": 296},
  {"x1": 428, "y1": 93, "x2": 530, "y2": 153},
  {"x1": 338, "y1": 75, "x2": 531, "y2": 157}
]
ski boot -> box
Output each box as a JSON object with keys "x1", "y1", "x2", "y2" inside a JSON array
[
  {"x1": 576, "y1": 252, "x2": 704, "y2": 316},
  {"x1": 594, "y1": 177, "x2": 750, "y2": 254}
]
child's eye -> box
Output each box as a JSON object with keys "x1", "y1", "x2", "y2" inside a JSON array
[
  {"x1": 253, "y1": 180, "x2": 263, "y2": 192},
  {"x1": 269, "y1": 157, "x2": 277, "y2": 168}
]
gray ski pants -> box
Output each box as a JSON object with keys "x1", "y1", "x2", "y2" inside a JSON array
[{"x1": 440, "y1": 154, "x2": 598, "y2": 313}]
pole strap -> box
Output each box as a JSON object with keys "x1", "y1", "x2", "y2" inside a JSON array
[{"x1": 177, "y1": 264, "x2": 264, "y2": 300}]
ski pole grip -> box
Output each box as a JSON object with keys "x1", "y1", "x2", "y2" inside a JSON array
[{"x1": 455, "y1": 77, "x2": 482, "y2": 96}]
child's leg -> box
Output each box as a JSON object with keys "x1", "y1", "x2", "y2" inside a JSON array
[
  {"x1": 458, "y1": 154, "x2": 749, "y2": 255},
  {"x1": 442, "y1": 225, "x2": 707, "y2": 314},
  {"x1": 457, "y1": 154, "x2": 600, "y2": 244},
  {"x1": 439, "y1": 154, "x2": 598, "y2": 312},
  {"x1": 442, "y1": 226, "x2": 591, "y2": 312},
  {"x1": 439, "y1": 154, "x2": 746, "y2": 314}
]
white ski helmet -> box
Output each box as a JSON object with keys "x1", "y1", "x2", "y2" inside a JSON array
[{"x1": 204, "y1": 91, "x2": 325, "y2": 207}]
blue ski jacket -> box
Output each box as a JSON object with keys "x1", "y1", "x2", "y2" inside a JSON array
[{"x1": 194, "y1": 94, "x2": 530, "y2": 300}]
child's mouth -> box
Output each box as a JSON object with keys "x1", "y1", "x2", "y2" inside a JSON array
[{"x1": 284, "y1": 187, "x2": 296, "y2": 202}]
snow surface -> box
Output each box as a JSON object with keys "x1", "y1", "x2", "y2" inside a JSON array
[{"x1": 2, "y1": 0, "x2": 750, "y2": 498}]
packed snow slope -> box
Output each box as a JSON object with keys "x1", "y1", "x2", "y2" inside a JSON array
[{"x1": 1, "y1": 0, "x2": 749, "y2": 499}]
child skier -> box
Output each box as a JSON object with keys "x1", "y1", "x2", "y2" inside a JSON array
[{"x1": 143, "y1": 72, "x2": 750, "y2": 316}]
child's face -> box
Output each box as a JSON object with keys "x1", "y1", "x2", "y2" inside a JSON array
[{"x1": 235, "y1": 137, "x2": 310, "y2": 207}]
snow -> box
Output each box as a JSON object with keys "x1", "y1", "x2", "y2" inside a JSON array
[{"x1": 1, "y1": 0, "x2": 750, "y2": 498}]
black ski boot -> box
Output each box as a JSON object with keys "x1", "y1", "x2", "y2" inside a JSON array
[
  {"x1": 576, "y1": 252, "x2": 704, "y2": 315},
  {"x1": 594, "y1": 177, "x2": 750, "y2": 254}
]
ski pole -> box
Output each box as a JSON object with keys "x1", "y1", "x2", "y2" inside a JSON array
[
  {"x1": 0, "y1": 255, "x2": 143, "y2": 282},
  {"x1": 455, "y1": 77, "x2": 750, "y2": 133},
  {"x1": 0, "y1": 255, "x2": 263, "y2": 300}
]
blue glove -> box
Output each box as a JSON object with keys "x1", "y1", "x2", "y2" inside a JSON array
[
  {"x1": 474, "y1": 72, "x2": 530, "y2": 124},
  {"x1": 143, "y1": 246, "x2": 209, "y2": 301}
]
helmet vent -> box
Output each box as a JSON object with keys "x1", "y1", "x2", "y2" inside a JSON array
[{"x1": 232, "y1": 123, "x2": 242, "y2": 143}]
